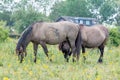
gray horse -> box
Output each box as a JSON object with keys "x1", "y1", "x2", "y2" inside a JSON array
[
  {"x1": 16, "y1": 21, "x2": 82, "y2": 63},
  {"x1": 59, "y1": 24, "x2": 109, "y2": 63}
]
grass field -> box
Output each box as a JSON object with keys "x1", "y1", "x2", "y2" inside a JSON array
[{"x1": 0, "y1": 38, "x2": 120, "y2": 80}]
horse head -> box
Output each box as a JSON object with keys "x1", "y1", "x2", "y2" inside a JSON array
[
  {"x1": 59, "y1": 41, "x2": 72, "y2": 62},
  {"x1": 16, "y1": 46, "x2": 26, "y2": 63}
]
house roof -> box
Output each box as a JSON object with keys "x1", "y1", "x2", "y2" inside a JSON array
[{"x1": 56, "y1": 16, "x2": 97, "y2": 22}]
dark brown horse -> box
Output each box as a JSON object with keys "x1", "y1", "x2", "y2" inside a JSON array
[
  {"x1": 59, "y1": 24, "x2": 109, "y2": 63},
  {"x1": 16, "y1": 21, "x2": 82, "y2": 63}
]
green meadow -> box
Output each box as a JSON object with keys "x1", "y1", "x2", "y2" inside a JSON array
[{"x1": 0, "y1": 38, "x2": 120, "y2": 80}]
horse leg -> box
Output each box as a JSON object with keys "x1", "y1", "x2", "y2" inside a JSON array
[
  {"x1": 22, "y1": 46, "x2": 27, "y2": 57},
  {"x1": 98, "y1": 45, "x2": 104, "y2": 63},
  {"x1": 82, "y1": 46, "x2": 86, "y2": 62},
  {"x1": 40, "y1": 42, "x2": 51, "y2": 61},
  {"x1": 20, "y1": 53, "x2": 24, "y2": 63},
  {"x1": 64, "y1": 49, "x2": 72, "y2": 62},
  {"x1": 67, "y1": 50, "x2": 72, "y2": 62},
  {"x1": 64, "y1": 52, "x2": 69, "y2": 62},
  {"x1": 33, "y1": 43, "x2": 38, "y2": 63},
  {"x1": 69, "y1": 41, "x2": 77, "y2": 62},
  {"x1": 24, "y1": 50, "x2": 27, "y2": 57}
]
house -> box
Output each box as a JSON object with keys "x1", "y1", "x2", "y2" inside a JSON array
[{"x1": 56, "y1": 16, "x2": 98, "y2": 26}]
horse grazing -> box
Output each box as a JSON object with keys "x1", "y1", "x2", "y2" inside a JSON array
[
  {"x1": 59, "y1": 41, "x2": 72, "y2": 62},
  {"x1": 16, "y1": 21, "x2": 82, "y2": 63},
  {"x1": 59, "y1": 24, "x2": 109, "y2": 63}
]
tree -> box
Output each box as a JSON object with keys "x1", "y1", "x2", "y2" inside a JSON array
[
  {"x1": 87, "y1": 0, "x2": 118, "y2": 24},
  {"x1": 50, "y1": 0, "x2": 120, "y2": 25},
  {"x1": 11, "y1": 5, "x2": 49, "y2": 33},
  {"x1": 114, "y1": 0, "x2": 120, "y2": 26},
  {"x1": 0, "y1": 11, "x2": 13, "y2": 26},
  {"x1": 49, "y1": 1, "x2": 68, "y2": 20},
  {"x1": 100, "y1": 2, "x2": 116, "y2": 23},
  {"x1": 49, "y1": 0, "x2": 93, "y2": 21},
  {"x1": 0, "y1": 0, "x2": 52, "y2": 33}
]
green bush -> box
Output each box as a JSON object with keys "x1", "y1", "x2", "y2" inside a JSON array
[
  {"x1": 0, "y1": 26, "x2": 9, "y2": 42},
  {"x1": 109, "y1": 28, "x2": 120, "y2": 47},
  {"x1": 0, "y1": 21, "x2": 9, "y2": 42}
]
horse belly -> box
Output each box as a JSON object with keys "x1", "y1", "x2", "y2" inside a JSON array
[
  {"x1": 85, "y1": 38, "x2": 105, "y2": 48},
  {"x1": 45, "y1": 30, "x2": 66, "y2": 45},
  {"x1": 46, "y1": 37, "x2": 63, "y2": 45},
  {"x1": 85, "y1": 42, "x2": 102, "y2": 48}
]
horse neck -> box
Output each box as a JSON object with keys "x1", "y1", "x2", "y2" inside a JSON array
[
  {"x1": 16, "y1": 37, "x2": 30, "y2": 52},
  {"x1": 23, "y1": 34, "x2": 31, "y2": 49},
  {"x1": 17, "y1": 27, "x2": 33, "y2": 51}
]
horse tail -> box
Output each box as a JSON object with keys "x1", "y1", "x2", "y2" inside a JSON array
[
  {"x1": 103, "y1": 27, "x2": 109, "y2": 45},
  {"x1": 75, "y1": 27, "x2": 82, "y2": 55},
  {"x1": 99, "y1": 26, "x2": 109, "y2": 45}
]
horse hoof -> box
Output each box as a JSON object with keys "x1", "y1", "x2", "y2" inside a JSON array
[
  {"x1": 66, "y1": 59, "x2": 69, "y2": 62},
  {"x1": 20, "y1": 61, "x2": 22, "y2": 63},
  {"x1": 34, "y1": 59, "x2": 36, "y2": 63},
  {"x1": 72, "y1": 59, "x2": 76, "y2": 62},
  {"x1": 98, "y1": 59, "x2": 103, "y2": 63},
  {"x1": 50, "y1": 59, "x2": 52, "y2": 62}
]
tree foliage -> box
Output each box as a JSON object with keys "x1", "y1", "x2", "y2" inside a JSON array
[
  {"x1": 50, "y1": 0, "x2": 120, "y2": 25},
  {"x1": 109, "y1": 27, "x2": 120, "y2": 47},
  {"x1": 0, "y1": 0, "x2": 51, "y2": 33},
  {"x1": 50, "y1": 0, "x2": 92, "y2": 21},
  {"x1": 0, "y1": 21, "x2": 9, "y2": 42},
  {"x1": 11, "y1": 5, "x2": 49, "y2": 33},
  {"x1": 100, "y1": 2, "x2": 115, "y2": 22},
  {"x1": 0, "y1": 11, "x2": 13, "y2": 26}
]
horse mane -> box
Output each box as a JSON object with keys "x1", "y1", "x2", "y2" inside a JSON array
[
  {"x1": 79, "y1": 24, "x2": 84, "y2": 29},
  {"x1": 16, "y1": 20, "x2": 44, "y2": 51},
  {"x1": 16, "y1": 24, "x2": 33, "y2": 50}
]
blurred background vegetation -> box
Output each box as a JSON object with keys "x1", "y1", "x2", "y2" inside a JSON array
[{"x1": 0, "y1": 0, "x2": 120, "y2": 46}]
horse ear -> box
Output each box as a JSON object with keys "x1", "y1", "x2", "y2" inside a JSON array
[
  {"x1": 79, "y1": 24, "x2": 84, "y2": 29},
  {"x1": 79, "y1": 24, "x2": 84, "y2": 26},
  {"x1": 58, "y1": 43, "x2": 62, "y2": 50}
]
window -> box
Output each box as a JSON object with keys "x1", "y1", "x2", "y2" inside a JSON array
[
  {"x1": 79, "y1": 20, "x2": 83, "y2": 24},
  {"x1": 74, "y1": 19, "x2": 79, "y2": 23},
  {"x1": 86, "y1": 20, "x2": 90, "y2": 25}
]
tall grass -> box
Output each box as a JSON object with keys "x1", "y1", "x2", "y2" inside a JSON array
[{"x1": 0, "y1": 38, "x2": 120, "y2": 80}]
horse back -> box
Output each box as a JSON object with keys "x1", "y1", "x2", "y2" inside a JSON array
[
  {"x1": 80, "y1": 25, "x2": 109, "y2": 47},
  {"x1": 31, "y1": 21, "x2": 79, "y2": 44}
]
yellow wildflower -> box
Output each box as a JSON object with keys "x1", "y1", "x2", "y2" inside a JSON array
[
  {"x1": 8, "y1": 64, "x2": 11, "y2": 68},
  {"x1": 83, "y1": 52, "x2": 88, "y2": 57},
  {"x1": 51, "y1": 55, "x2": 55, "y2": 60},
  {"x1": 95, "y1": 75, "x2": 101, "y2": 80},
  {"x1": 28, "y1": 60, "x2": 31, "y2": 63},
  {"x1": 109, "y1": 61, "x2": 113, "y2": 65},
  {"x1": 38, "y1": 70, "x2": 42, "y2": 75},
  {"x1": 49, "y1": 71, "x2": 54, "y2": 77},
  {"x1": 43, "y1": 64, "x2": 49, "y2": 69},
  {"x1": 37, "y1": 59, "x2": 41, "y2": 63},
  {"x1": 3, "y1": 77, "x2": 10, "y2": 80},
  {"x1": 87, "y1": 75, "x2": 91, "y2": 79},
  {"x1": 109, "y1": 50, "x2": 112, "y2": 53},
  {"x1": 29, "y1": 71, "x2": 33, "y2": 75},
  {"x1": 23, "y1": 67, "x2": 27, "y2": 71}
]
